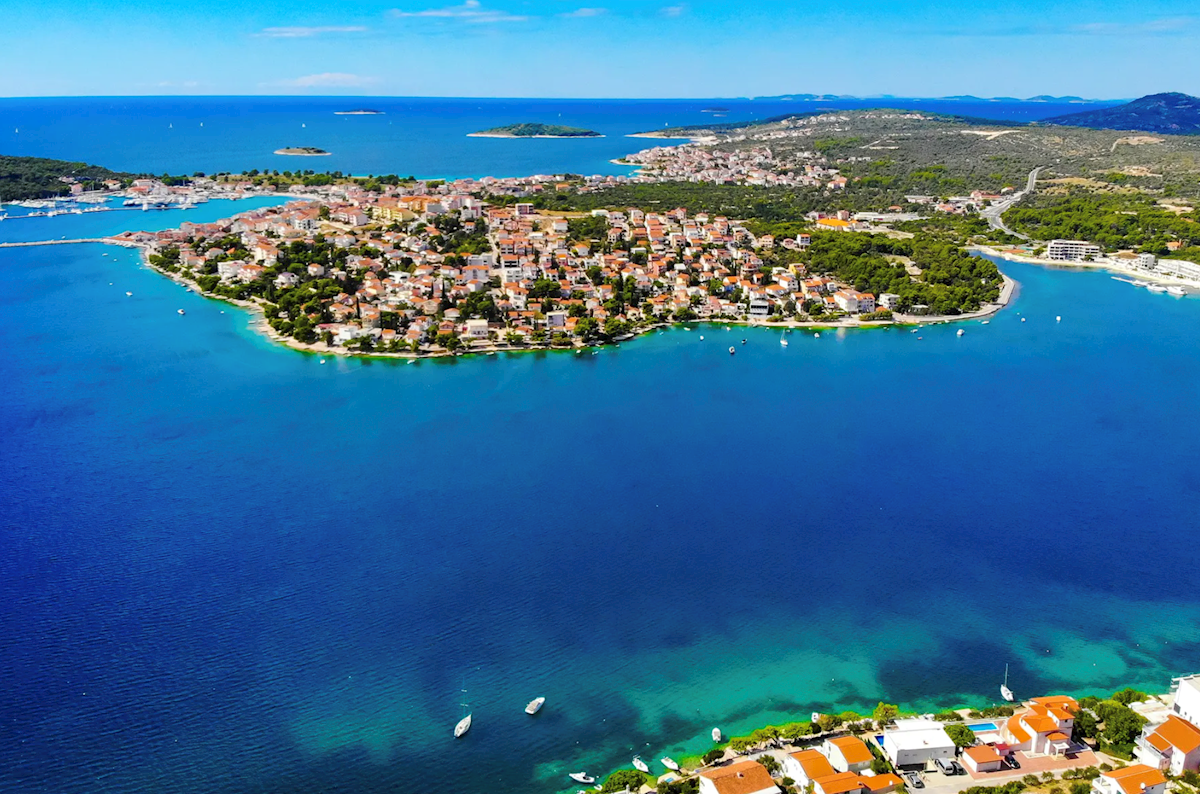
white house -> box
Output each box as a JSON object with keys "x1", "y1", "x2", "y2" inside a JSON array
[
  {"x1": 1136, "y1": 714, "x2": 1200, "y2": 774},
  {"x1": 785, "y1": 749, "x2": 836, "y2": 788},
  {"x1": 698, "y1": 760, "x2": 780, "y2": 794},
  {"x1": 878, "y1": 293, "x2": 901, "y2": 310},
  {"x1": 1047, "y1": 239, "x2": 1102, "y2": 261},
  {"x1": 962, "y1": 745, "x2": 1004, "y2": 774},
  {"x1": 1092, "y1": 764, "x2": 1167, "y2": 794},
  {"x1": 1002, "y1": 696, "x2": 1077, "y2": 756},
  {"x1": 825, "y1": 736, "x2": 874, "y2": 774},
  {"x1": 813, "y1": 772, "x2": 865, "y2": 794},
  {"x1": 1173, "y1": 674, "x2": 1200, "y2": 726},
  {"x1": 880, "y1": 719, "x2": 956, "y2": 768},
  {"x1": 464, "y1": 319, "x2": 489, "y2": 339}
]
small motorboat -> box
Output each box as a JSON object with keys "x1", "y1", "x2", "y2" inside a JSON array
[
  {"x1": 814, "y1": 332, "x2": 820, "y2": 338},
  {"x1": 741, "y1": 339, "x2": 746, "y2": 345},
  {"x1": 728, "y1": 346, "x2": 735, "y2": 355},
  {"x1": 525, "y1": 697, "x2": 545, "y2": 715},
  {"x1": 1168, "y1": 286, "x2": 1186, "y2": 297},
  {"x1": 661, "y1": 757, "x2": 680, "y2": 772},
  {"x1": 699, "y1": 335, "x2": 704, "y2": 340},
  {"x1": 454, "y1": 713, "x2": 472, "y2": 738},
  {"x1": 712, "y1": 728, "x2": 723, "y2": 742},
  {"x1": 956, "y1": 329, "x2": 964, "y2": 336},
  {"x1": 177, "y1": 309, "x2": 186, "y2": 316},
  {"x1": 1148, "y1": 284, "x2": 1167, "y2": 293},
  {"x1": 569, "y1": 773, "x2": 595, "y2": 784},
  {"x1": 125, "y1": 291, "x2": 133, "y2": 296},
  {"x1": 1056, "y1": 315, "x2": 1061, "y2": 322},
  {"x1": 981, "y1": 320, "x2": 989, "y2": 325},
  {"x1": 1021, "y1": 318, "x2": 1026, "y2": 322},
  {"x1": 632, "y1": 756, "x2": 650, "y2": 773},
  {"x1": 319, "y1": 359, "x2": 326, "y2": 364}
]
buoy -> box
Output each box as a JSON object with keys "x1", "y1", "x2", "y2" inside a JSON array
[{"x1": 1056, "y1": 316, "x2": 1061, "y2": 322}]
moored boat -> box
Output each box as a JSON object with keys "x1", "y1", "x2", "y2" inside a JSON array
[
  {"x1": 633, "y1": 756, "x2": 649, "y2": 773},
  {"x1": 712, "y1": 728, "x2": 722, "y2": 742},
  {"x1": 569, "y1": 772, "x2": 595, "y2": 784},
  {"x1": 525, "y1": 697, "x2": 545, "y2": 715},
  {"x1": 1167, "y1": 286, "x2": 1187, "y2": 297},
  {"x1": 661, "y1": 757, "x2": 680, "y2": 771},
  {"x1": 454, "y1": 713, "x2": 472, "y2": 738},
  {"x1": 1000, "y1": 664, "x2": 1014, "y2": 702}
]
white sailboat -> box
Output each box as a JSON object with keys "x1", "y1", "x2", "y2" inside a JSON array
[
  {"x1": 1000, "y1": 664, "x2": 1014, "y2": 702},
  {"x1": 525, "y1": 697, "x2": 545, "y2": 715},
  {"x1": 454, "y1": 686, "x2": 472, "y2": 737},
  {"x1": 632, "y1": 756, "x2": 650, "y2": 773}
]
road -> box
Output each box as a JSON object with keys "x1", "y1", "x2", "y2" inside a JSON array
[{"x1": 981, "y1": 166, "x2": 1041, "y2": 241}]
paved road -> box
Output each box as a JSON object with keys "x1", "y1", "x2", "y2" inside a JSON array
[{"x1": 982, "y1": 166, "x2": 1042, "y2": 241}]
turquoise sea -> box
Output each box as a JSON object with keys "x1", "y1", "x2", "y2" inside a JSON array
[{"x1": 1, "y1": 99, "x2": 1198, "y2": 794}]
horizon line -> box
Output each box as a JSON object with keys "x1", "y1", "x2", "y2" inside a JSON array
[{"x1": 0, "y1": 93, "x2": 1135, "y2": 102}]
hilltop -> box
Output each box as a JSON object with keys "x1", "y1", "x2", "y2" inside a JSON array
[
  {"x1": 1042, "y1": 93, "x2": 1200, "y2": 135},
  {"x1": 0, "y1": 155, "x2": 139, "y2": 202},
  {"x1": 469, "y1": 123, "x2": 602, "y2": 139}
]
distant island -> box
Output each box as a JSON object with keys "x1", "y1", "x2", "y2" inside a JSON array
[
  {"x1": 468, "y1": 123, "x2": 603, "y2": 139},
  {"x1": 333, "y1": 109, "x2": 383, "y2": 115},
  {"x1": 1042, "y1": 92, "x2": 1200, "y2": 135},
  {"x1": 274, "y1": 147, "x2": 331, "y2": 156}
]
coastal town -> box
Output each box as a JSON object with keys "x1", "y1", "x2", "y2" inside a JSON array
[
  {"x1": 563, "y1": 672, "x2": 1200, "y2": 794},
  {"x1": 87, "y1": 169, "x2": 1014, "y2": 356}
]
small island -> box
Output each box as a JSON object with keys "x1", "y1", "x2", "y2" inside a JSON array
[
  {"x1": 274, "y1": 147, "x2": 331, "y2": 156},
  {"x1": 333, "y1": 109, "x2": 383, "y2": 115},
  {"x1": 468, "y1": 123, "x2": 603, "y2": 139},
  {"x1": 701, "y1": 106, "x2": 730, "y2": 112}
]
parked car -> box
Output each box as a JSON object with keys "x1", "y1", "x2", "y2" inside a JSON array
[
  {"x1": 904, "y1": 772, "x2": 925, "y2": 789},
  {"x1": 951, "y1": 761, "x2": 965, "y2": 775},
  {"x1": 934, "y1": 758, "x2": 957, "y2": 775},
  {"x1": 1004, "y1": 754, "x2": 1021, "y2": 770}
]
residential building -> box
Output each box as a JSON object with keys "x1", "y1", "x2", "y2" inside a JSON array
[
  {"x1": 825, "y1": 736, "x2": 874, "y2": 774},
  {"x1": 1092, "y1": 765, "x2": 1167, "y2": 794},
  {"x1": 698, "y1": 760, "x2": 781, "y2": 794},
  {"x1": 1002, "y1": 696, "x2": 1078, "y2": 756},
  {"x1": 1158, "y1": 259, "x2": 1200, "y2": 282},
  {"x1": 1173, "y1": 675, "x2": 1200, "y2": 725},
  {"x1": 878, "y1": 293, "x2": 901, "y2": 310},
  {"x1": 880, "y1": 719, "x2": 956, "y2": 768},
  {"x1": 785, "y1": 749, "x2": 837, "y2": 787},
  {"x1": 814, "y1": 772, "x2": 865, "y2": 794},
  {"x1": 1136, "y1": 714, "x2": 1200, "y2": 774},
  {"x1": 1047, "y1": 240, "x2": 1102, "y2": 261}
]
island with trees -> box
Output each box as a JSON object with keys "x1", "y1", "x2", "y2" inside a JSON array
[
  {"x1": 274, "y1": 147, "x2": 331, "y2": 156},
  {"x1": 333, "y1": 109, "x2": 383, "y2": 115},
  {"x1": 468, "y1": 123, "x2": 602, "y2": 138}
]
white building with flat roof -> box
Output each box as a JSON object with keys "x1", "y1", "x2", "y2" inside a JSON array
[
  {"x1": 1047, "y1": 239, "x2": 1102, "y2": 261},
  {"x1": 880, "y1": 719, "x2": 956, "y2": 768},
  {"x1": 1172, "y1": 674, "x2": 1200, "y2": 725}
]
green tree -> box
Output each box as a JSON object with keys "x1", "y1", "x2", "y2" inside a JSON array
[
  {"x1": 601, "y1": 769, "x2": 647, "y2": 793},
  {"x1": 1073, "y1": 710, "x2": 1098, "y2": 740},
  {"x1": 873, "y1": 703, "x2": 900, "y2": 725},
  {"x1": 1102, "y1": 705, "x2": 1146, "y2": 746},
  {"x1": 702, "y1": 749, "x2": 725, "y2": 765},
  {"x1": 946, "y1": 723, "x2": 976, "y2": 748}
]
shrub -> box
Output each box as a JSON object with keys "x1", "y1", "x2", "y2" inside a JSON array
[
  {"x1": 1070, "y1": 782, "x2": 1091, "y2": 794},
  {"x1": 702, "y1": 749, "x2": 725, "y2": 765},
  {"x1": 934, "y1": 711, "x2": 964, "y2": 722}
]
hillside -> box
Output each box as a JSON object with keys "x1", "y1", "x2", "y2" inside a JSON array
[
  {"x1": 1041, "y1": 93, "x2": 1200, "y2": 135},
  {"x1": 0, "y1": 155, "x2": 136, "y2": 202}
]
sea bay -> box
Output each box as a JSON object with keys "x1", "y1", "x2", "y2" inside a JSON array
[{"x1": 2, "y1": 99, "x2": 1199, "y2": 794}]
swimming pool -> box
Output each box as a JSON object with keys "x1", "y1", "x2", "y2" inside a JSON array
[{"x1": 968, "y1": 722, "x2": 1000, "y2": 733}]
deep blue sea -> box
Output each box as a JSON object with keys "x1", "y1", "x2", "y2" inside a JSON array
[
  {"x1": 0, "y1": 96, "x2": 1119, "y2": 179},
  {"x1": 2, "y1": 98, "x2": 1198, "y2": 794}
]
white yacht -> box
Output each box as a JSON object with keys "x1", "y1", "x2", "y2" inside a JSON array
[
  {"x1": 569, "y1": 773, "x2": 595, "y2": 784},
  {"x1": 956, "y1": 329, "x2": 964, "y2": 336},
  {"x1": 177, "y1": 309, "x2": 185, "y2": 316},
  {"x1": 632, "y1": 757, "x2": 649, "y2": 773},
  {"x1": 1148, "y1": 284, "x2": 1168, "y2": 293},
  {"x1": 525, "y1": 697, "x2": 545, "y2": 715},
  {"x1": 1000, "y1": 664, "x2": 1014, "y2": 702},
  {"x1": 454, "y1": 713, "x2": 472, "y2": 738},
  {"x1": 780, "y1": 333, "x2": 788, "y2": 347},
  {"x1": 661, "y1": 757, "x2": 680, "y2": 771},
  {"x1": 1168, "y1": 286, "x2": 1187, "y2": 297}
]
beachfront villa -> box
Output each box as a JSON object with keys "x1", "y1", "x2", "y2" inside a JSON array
[
  {"x1": 879, "y1": 719, "x2": 956, "y2": 768},
  {"x1": 782, "y1": 747, "x2": 899, "y2": 794},
  {"x1": 1001, "y1": 695, "x2": 1078, "y2": 756},
  {"x1": 1091, "y1": 764, "x2": 1168, "y2": 794},
  {"x1": 698, "y1": 759, "x2": 780, "y2": 794},
  {"x1": 1135, "y1": 714, "x2": 1200, "y2": 774}
]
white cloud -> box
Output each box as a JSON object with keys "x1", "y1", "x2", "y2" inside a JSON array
[
  {"x1": 274, "y1": 73, "x2": 378, "y2": 88},
  {"x1": 559, "y1": 7, "x2": 606, "y2": 18},
  {"x1": 660, "y1": 4, "x2": 686, "y2": 17},
  {"x1": 389, "y1": 0, "x2": 528, "y2": 23},
  {"x1": 257, "y1": 26, "x2": 368, "y2": 38},
  {"x1": 1072, "y1": 17, "x2": 1195, "y2": 36}
]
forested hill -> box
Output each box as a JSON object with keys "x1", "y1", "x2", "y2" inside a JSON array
[
  {"x1": 0, "y1": 155, "x2": 134, "y2": 201},
  {"x1": 1041, "y1": 93, "x2": 1200, "y2": 135}
]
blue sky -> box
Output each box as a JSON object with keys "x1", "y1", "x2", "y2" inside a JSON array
[{"x1": 2, "y1": 0, "x2": 1198, "y2": 98}]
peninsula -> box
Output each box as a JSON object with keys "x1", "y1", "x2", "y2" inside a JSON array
[
  {"x1": 274, "y1": 147, "x2": 331, "y2": 156},
  {"x1": 468, "y1": 123, "x2": 602, "y2": 138}
]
